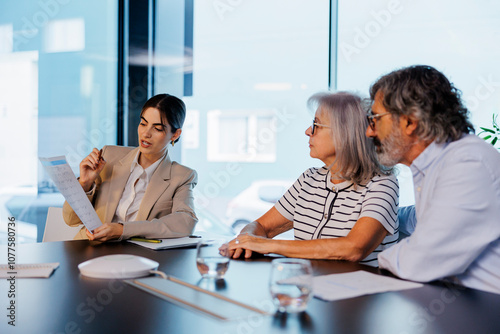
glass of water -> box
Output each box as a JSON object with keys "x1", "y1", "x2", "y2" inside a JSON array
[
  {"x1": 196, "y1": 238, "x2": 230, "y2": 279},
  {"x1": 269, "y1": 258, "x2": 313, "y2": 313}
]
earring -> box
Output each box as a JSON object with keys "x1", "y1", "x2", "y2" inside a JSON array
[{"x1": 171, "y1": 140, "x2": 175, "y2": 147}]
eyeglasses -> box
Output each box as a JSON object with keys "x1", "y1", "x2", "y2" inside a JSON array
[
  {"x1": 312, "y1": 120, "x2": 331, "y2": 135},
  {"x1": 366, "y1": 111, "x2": 391, "y2": 130}
]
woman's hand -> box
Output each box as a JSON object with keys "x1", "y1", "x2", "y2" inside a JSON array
[
  {"x1": 86, "y1": 223, "x2": 123, "y2": 242},
  {"x1": 79, "y1": 148, "x2": 106, "y2": 192},
  {"x1": 227, "y1": 233, "x2": 273, "y2": 259}
]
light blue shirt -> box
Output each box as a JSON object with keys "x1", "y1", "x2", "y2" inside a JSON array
[{"x1": 378, "y1": 135, "x2": 500, "y2": 294}]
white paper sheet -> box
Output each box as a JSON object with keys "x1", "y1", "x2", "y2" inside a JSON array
[
  {"x1": 0, "y1": 263, "x2": 60, "y2": 278},
  {"x1": 40, "y1": 156, "x2": 102, "y2": 232},
  {"x1": 312, "y1": 270, "x2": 423, "y2": 301}
]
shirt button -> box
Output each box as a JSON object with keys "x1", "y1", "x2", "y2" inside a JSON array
[
  {"x1": 417, "y1": 187, "x2": 421, "y2": 192},
  {"x1": 324, "y1": 214, "x2": 328, "y2": 219}
]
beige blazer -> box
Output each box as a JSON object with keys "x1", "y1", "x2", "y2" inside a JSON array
[{"x1": 63, "y1": 145, "x2": 198, "y2": 240}]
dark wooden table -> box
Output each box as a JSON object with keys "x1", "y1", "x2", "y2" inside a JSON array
[{"x1": 1, "y1": 240, "x2": 499, "y2": 334}]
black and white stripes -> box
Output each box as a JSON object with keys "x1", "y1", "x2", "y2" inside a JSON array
[{"x1": 275, "y1": 166, "x2": 399, "y2": 266}]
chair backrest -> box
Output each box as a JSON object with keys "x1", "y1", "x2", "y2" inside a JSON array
[{"x1": 43, "y1": 207, "x2": 81, "y2": 242}]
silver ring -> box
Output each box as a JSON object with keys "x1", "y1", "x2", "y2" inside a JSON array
[{"x1": 235, "y1": 239, "x2": 240, "y2": 245}]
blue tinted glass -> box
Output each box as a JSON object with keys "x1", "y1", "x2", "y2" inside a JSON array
[{"x1": 0, "y1": 0, "x2": 117, "y2": 243}]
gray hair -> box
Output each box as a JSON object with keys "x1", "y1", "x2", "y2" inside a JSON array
[
  {"x1": 308, "y1": 91, "x2": 390, "y2": 185},
  {"x1": 370, "y1": 65, "x2": 474, "y2": 143}
]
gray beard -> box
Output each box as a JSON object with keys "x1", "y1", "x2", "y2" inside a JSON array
[{"x1": 374, "y1": 127, "x2": 409, "y2": 167}]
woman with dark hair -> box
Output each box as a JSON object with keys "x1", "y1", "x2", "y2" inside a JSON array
[
  {"x1": 227, "y1": 92, "x2": 399, "y2": 266},
  {"x1": 63, "y1": 94, "x2": 197, "y2": 242}
]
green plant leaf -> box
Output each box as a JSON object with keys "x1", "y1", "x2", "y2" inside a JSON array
[
  {"x1": 479, "y1": 127, "x2": 496, "y2": 134},
  {"x1": 493, "y1": 114, "x2": 499, "y2": 129},
  {"x1": 478, "y1": 115, "x2": 500, "y2": 151}
]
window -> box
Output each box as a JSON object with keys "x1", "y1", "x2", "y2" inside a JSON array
[
  {"x1": 337, "y1": 0, "x2": 500, "y2": 206},
  {"x1": 0, "y1": 0, "x2": 118, "y2": 243},
  {"x1": 207, "y1": 109, "x2": 277, "y2": 162},
  {"x1": 169, "y1": 0, "x2": 331, "y2": 223}
]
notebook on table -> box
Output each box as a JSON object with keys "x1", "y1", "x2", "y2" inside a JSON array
[
  {"x1": 127, "y1": 237, "x2": 201, "y2": 250},
  {"x1": 0, "y1": 263, "x2": 60, "y2": 278}
]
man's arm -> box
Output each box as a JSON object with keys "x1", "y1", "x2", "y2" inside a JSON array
[
  {"x1": 398, "y1": 205, "x2": 416, "y2": 235},
  {"x1": 379, "y1": 157, "x2": 500, "y2": 282}
]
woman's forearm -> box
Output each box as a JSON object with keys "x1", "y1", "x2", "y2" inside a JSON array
[
  {"x1": 230, "y1": 216, "x2": 388, "y2": 262},
  {"x1": 271, "y1": 238, "x2": 366, "y2": 261},
  {"x1": 230, "y1": 234, "x2": 365, "y2": 261},
  {"x1": 239, "y1": 221, "x2": 268, "y2": 237},
  {"x1": 268, "y1": 217, "x2": 388, "y2": 260}
]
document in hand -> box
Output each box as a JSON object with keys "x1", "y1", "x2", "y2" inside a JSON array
[
  {"x1": 127, "y1": 237, "x2": 201, "y2": 250},
  {"x1": 311, "y1": 270, "x2": 423, "y2": 301},
  {"x1": 39, "y1": 156, "x2": 102, "y2": 232}
]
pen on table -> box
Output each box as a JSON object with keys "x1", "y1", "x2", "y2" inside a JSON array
[
  {"x1": 189, "y1": 235, "x2": 201, "y2": 238},
  {"x1": 130, "y1": 237, "x2": 162, "y2": 243}
]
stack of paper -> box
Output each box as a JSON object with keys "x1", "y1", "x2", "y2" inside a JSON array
[{"x1": 0, "y1": 263, "x2": 60, "y2": 278}]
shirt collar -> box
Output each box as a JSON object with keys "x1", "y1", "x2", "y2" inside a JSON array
[
  {"x1": 322, "y1": 166, "x2": 353, "y2": 192},
  {"x1": 130, "y1": 150, "x2": 166, "y2": 180},
  {"x1": 410, "y1": 140, "x2": 449, "y2": 176}
]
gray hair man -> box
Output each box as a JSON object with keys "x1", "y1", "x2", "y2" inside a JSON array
[{"x1": 366, "y1": 65, "x2": 500, "y2": 294}]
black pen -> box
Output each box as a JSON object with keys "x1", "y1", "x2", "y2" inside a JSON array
[{"x1": 188, "y1": 235, "x2": 202, "y2": 238}]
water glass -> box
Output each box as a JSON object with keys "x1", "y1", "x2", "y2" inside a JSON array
[
  {"x1": 269, "y1": 258, "x2": 313, "y2": 313},
  {"x1": 196, "y1": 239, "x2": 230, "y2": 279}
]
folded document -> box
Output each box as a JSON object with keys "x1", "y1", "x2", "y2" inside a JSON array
[{"x1": 312, "y1": 270, "x2": 423, "y2": 301}]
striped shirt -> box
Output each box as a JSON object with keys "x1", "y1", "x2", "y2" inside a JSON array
[{"x1": 275, "y1": 166, "x2": 399, "y2": 266}]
